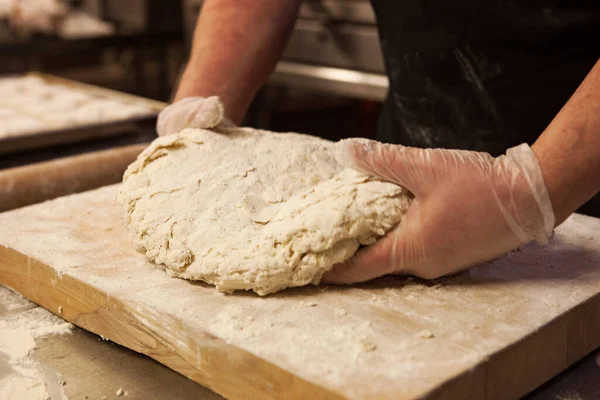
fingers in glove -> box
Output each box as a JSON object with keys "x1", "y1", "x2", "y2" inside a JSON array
[
  {"x1": 336, "y1": 139, "x2": 498, "y2": 198},
  {"x1": 322, "y1": 202, "x2": 438, "y2": 283},
  {"x1": 156, "y1": 100, "x2": 192, "y2": 136},
  {"x1": 156, "y1": 96, "x2": 226, "y2": 136},
  {"x1": 321, "y1": 232, "x2": 398, "y2": 284},
  {"x1": 191, "y1": 96, "x2": 225, "y2": 129},
  {"x1": 335, "y1": 139, "x2": 437, "y2": 197}
]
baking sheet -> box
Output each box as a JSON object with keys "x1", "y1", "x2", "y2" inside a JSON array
[{"x1": 0, "y1": 72, "x2": 166, "y2": 155}]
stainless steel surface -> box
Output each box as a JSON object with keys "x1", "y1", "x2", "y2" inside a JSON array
[
  {"x1": 270, "y1": 61, "x2": 388, "y2": 102},
  {"x1": 32, "y1": 330, "x2": 223, "y2": 400},
  {"x1": 103, "y1": 0, "x2": 148, "y2": 30},
  {"x1": 182, "y1": 0, "x2": 387, "y2": 100},
  {"x1": 183, "y1": 0, "x2": 203, "y2": 49},
  {"x1": 183, "y1": 0, "x2": 378, "y2": 43},
  {"x1": 282, "y1": 19, "x2": 384, "y2": 73},
  {"x1": 298, "y1": 1, "x2": 377, "y2": 24},
  {"x1": 0, "y1": 287, "x2": 221, "y2": 400},
  {"x1": 102, "y1": 0, "x2": 184, "y2": 33},
  {"x1": 286, "y1": 1, "x2": 384, "y2": 73}
]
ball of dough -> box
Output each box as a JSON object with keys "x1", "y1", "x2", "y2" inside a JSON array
[{"x1": 117, "y1": 128, "x2": 412, "y2": 295}]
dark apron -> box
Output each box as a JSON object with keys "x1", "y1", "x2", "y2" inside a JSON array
[{"x1": 370, "y1": 0, "x2": 600, "y2": 217}]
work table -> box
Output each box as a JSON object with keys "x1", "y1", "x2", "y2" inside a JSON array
[
  {"x1": 1, "y1": 157, "x2": 600, "y2": 399},
  {"x1": 1, "y1": 286, "x2": 598, "y2": 399}
]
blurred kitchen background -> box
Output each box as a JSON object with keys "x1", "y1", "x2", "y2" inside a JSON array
[{"x1": 0, "y1": 0, "x2": 386, "y2": 165}]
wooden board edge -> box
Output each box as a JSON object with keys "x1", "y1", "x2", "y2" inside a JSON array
[
  {"x1": 566, "y1": 295, "x2": 600, "y2": 365},
  {"x1": 423, "y1": 293, "x2": 600, "y2": 400},
  {"x1": 0, "y1": 246, "x2": 346, "y2": 400}
]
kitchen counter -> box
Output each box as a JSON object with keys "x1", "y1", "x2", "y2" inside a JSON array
[{"x1": 1, "y1": 286, "x2": 598, "y2": 400}]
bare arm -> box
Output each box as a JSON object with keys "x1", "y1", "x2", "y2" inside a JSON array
[
  {"x1": 532, "y1": 58, "x2": 600, "y2": 225},
  {"x1": 174, "y1": 0, "x2": 302, "y2": 124}
]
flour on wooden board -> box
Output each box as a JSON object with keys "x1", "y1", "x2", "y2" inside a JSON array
[{"x1": 117, "y1": 127, "x2": 412, "y2": 295}]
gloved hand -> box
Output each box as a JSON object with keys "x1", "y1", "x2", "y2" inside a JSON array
[
  {"x1": 156, "y1": 96, "x2": 235, "y2": 136},
  {"x1": 323, "y1": 139, "x2": 556, "y2": 283}
]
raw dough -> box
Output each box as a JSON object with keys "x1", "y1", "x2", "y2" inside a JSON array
[{"x1": 117, "y1": 127, "x2": 412, "y2": 295}]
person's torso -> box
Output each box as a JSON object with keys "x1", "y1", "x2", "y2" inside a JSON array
[{"x1": 370, "y1": 0, "x2": 599, "y2": 155}]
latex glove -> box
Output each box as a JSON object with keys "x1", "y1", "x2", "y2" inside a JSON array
[
  {"x1": 156, "y1": 96, "x2": 235, "y2": 136},
  {"x1": 323, "y1": 139, "x2": 556, "y2": 283}
]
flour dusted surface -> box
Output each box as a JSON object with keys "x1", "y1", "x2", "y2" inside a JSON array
[
  {"x1": 0, "y1": 287, "x2": 72, "y2": 400},
  {"x1": 117, "y1": 128, "x2": 411, "y2": 295},
  {"x1": 0, "y1": 75, "x2": 153, "y2": 139}
]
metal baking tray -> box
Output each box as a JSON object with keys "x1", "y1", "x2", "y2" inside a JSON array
[{"x1": 0, "y1": 72, "x2": 166, "y2": 155}]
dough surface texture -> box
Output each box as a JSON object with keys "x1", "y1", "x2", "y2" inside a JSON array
[{"x1": 117, "y1": 128, "x2": 412, "y2": 295}]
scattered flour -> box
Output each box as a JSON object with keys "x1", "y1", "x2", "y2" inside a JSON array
[
  {"x1": 335, "y1": 308, "x2": 348, "y2": 317},
  {"x1": 418, "y1": 330, "x2": 434, "y2": 339},
  {"x1": 0, "y1": 373, "x2": 48, "y2": 400},
  {"x1": 0, "y1": 287, "x2": 72, "y2": 400},
  {"x1": 0, "y1": 307, "x2": 72, "y2": 364}
]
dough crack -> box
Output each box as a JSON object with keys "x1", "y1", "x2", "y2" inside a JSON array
[{"x1": 147, "y1": 187, "x2": 186, "y2": 199}]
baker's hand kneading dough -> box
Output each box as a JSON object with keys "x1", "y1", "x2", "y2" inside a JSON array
[
  {"x1": 324, "y1": 139, "x2": 556, "y2": 283},
  {"x1": 156, "y1": 96, "x2": 235, "y2": 136},
  {"x1": 164, "y1": 0, "x2": 600, "y2": 290}
]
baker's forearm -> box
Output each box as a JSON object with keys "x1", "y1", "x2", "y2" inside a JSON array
[
  {"x1": 174, "y1": 0, "x2": 301, "y2": 124},
  {"x1": 532, "y1": 59, "x2": 600, "y2": 225}
]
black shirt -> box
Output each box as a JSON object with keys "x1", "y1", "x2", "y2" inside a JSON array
[{"x1": 370, "y1": 0, "x2": 600, "y2": 216}]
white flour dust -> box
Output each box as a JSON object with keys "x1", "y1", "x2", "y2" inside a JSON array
[{"x1": 0, "y1": 287, "x2": 72, "y2": 400}]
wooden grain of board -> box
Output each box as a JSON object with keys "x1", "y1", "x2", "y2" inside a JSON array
[{"x1": 0, "y1": 185, "x2": 599, "y2": 399}]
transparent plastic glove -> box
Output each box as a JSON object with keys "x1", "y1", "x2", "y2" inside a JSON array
[
  {"x1": 323, "y1": 139, "x2": 556, "y2": 283},
  {"x1": 156, "y1": 96, "x2": 235, "y2": 136}
]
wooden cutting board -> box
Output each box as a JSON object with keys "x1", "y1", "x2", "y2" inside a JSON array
[{"x1": 0, "y1": 185, "x2": 599, "y2": 400}]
